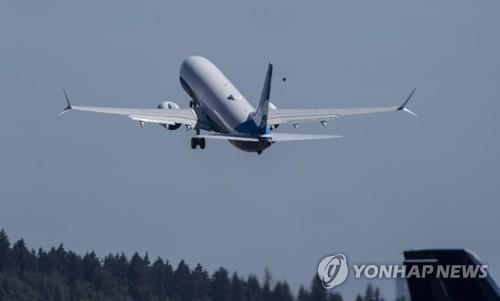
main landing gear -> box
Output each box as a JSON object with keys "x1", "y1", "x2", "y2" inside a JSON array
[{"x1": 191, "y1": 137, "x2": 206, "y2": 150}]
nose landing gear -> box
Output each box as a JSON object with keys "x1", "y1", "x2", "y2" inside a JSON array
[{"x1": 191, "y1": 137, "x2": 206, "y2": 150}]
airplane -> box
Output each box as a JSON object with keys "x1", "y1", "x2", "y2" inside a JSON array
[
  {"x1": 60, "y1": 56, "x2": 417, "y2": 154},
  {"x1": 403, "y1": 249, "x2": 500, "y2": 301}
]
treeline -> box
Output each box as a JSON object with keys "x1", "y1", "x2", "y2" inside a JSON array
[{"x1": 0, "y1": 229, "x2": 385, "y2": 301}]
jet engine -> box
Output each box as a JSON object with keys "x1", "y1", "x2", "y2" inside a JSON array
[{"x1": 157, "y1": 101, "x2": 181, "y2": 130}]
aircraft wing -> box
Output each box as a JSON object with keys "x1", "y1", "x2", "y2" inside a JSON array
[
  {"x1": 69, "y1": 105, "x2": 198, "y2": 127},
  {"x1": 60, "y1": 90, "x2": 198, "y2": 127},
  {"x1": 267, "y1": 89, "x2": 416, "y2": 126}
]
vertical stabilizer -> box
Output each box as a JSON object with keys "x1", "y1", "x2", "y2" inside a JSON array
[{"x1": 253, "y1": 63, "x2": 273, "y2": 133}]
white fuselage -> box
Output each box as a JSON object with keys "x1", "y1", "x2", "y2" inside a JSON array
[
  {"x1": 179, "y1": 56, "x2": 271, "y2": 152},
  {"x1": 180, "y1": 56, "x2": 254, "y2": 134}
]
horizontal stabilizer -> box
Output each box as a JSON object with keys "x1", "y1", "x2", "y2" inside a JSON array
[
  {"x1": 197, "y1": 134, "x2": 260, "y2": 142},
  {"x1": 197, "y1": 133, "x2": 342, "y2": 142},
  {"x1": 265, "y1": 133, "x2": 342, "y2": 142}
]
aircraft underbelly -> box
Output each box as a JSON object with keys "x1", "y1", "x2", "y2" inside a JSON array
[{"x1": 229, "y1": 140, "x2": 271, "y2": 153}]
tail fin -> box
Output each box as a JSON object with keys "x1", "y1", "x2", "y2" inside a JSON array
[
  {"x1": 404, "y1": 249, "x2": 500, "y2": 301},
  {"x1": 253, "y1": 63, "x2": 273, "y2": 133}
]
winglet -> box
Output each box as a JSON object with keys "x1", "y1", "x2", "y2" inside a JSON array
[
  {"x1": 59, "y1": 87, "x2": 73, "y2": 116},
  {"x1": 397, "y1": 88, "x2": 417, "y2": 117}
]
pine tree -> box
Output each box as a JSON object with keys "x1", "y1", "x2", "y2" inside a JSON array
[
  {"x1": 262, "y1": 268, "x2": 272, "y2": 301},
  {"x1": 11, "y1": 239, "x2": 35, "y2": 277},
  {"x1": 365, "y1": 284, "x2": 375, "y2": 301},
  {"x1": 230, "y1": 272, "x2": 245, "y2": 301},
  {"x1": 373, "y1": 286, "x2": 384, "y2": 301},
  {"x1": 310, "y1": 275, "x2": 327, "y2": 301},
  {"x1": 327, "y1": 290, "x2": 343, "y2": 301},
  {"x1": 297, "y1": 285, "x2": 310, "y2": 301},
  {"x1": 359, "y1": 284, "x2": 384, "y2": 301},
  {"x1": 191, "y1": 263, "x2": 210, "y2": 300},
  {"x1": 0, "y1": 230, "x2": 10, "y2": 272},
  {"x1": 174, "y1": 259, "x2": 192, "y2": 300},
  {"x1": 246, "y1": 274, "x2": 262, "y2": 301},
  {"x1": 271, "y1": 281, "x2": 293, "y2": 301},
  {"x1": 128, "y1": 252, "x2": 151, "y2": 300},
  {"x1": 82, "y1": 251, "x2": 102, "y2": 289},
  {"x1": 281, "y1": 282, "x2": 293, "y2": 301},
  {"x1": 210, "y1": 267, "x2": 231, "y2": 301},
  {"x1": 150, "y1": 257, "x2": 173, "y2": 299},
  {"x1": 66, "y1": 251, "x2": 82, "y2": 298}
]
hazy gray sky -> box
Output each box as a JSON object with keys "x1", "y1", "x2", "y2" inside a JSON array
[{"x1": 1, "y1": 1, "x2": 499, "y2": 299}]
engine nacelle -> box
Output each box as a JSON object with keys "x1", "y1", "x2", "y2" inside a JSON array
[
  {"x1": 157, "y1": 101, "x2": 181, "y2": 130},
  {"x1": 157, "y1": 101, "x2": 180, "y2": 110}
]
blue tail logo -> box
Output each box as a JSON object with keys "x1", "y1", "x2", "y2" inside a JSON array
[{"x1": 252, "y1": 63, "x2": 273, "y2": 134}]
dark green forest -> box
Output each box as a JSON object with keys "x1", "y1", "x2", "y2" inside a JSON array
[{"x1": 0, "y1": 229, "x2": 388, "y2": 301}]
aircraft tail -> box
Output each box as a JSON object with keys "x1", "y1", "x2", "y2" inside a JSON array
[
  {"x1": 252, "y1": 63, "x2": 273, "y2": 133},
  {"x1": 404, "y1": 249, "x2": 500, "y2": 301}
]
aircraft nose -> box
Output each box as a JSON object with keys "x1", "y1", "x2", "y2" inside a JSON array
[
  {"x1": 180, "y1": 56, "x2": 210, "y2": 76},
  {"x1": 183, "y1": 56, "x2": 209, "y2": 67}
]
